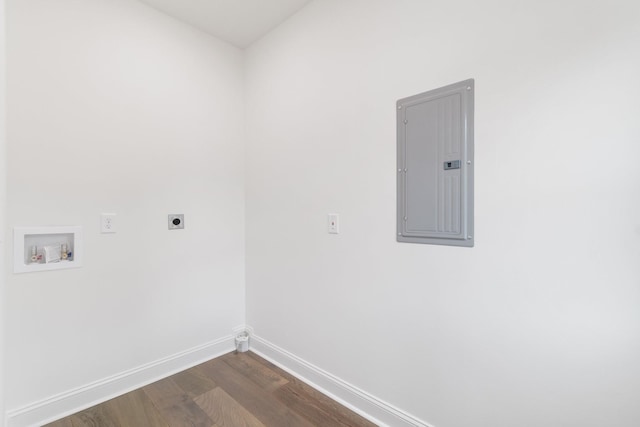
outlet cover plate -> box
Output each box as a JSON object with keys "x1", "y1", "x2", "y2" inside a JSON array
[
  {"x1": 101, "y1": 213, "x2": 117, "y2": 233},
  {"x1": 168, "y1": 214, "x2": 184, "y2": 230}
]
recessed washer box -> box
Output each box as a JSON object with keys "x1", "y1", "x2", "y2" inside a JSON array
[
  {"x1": 397, "y1": 79, "x2": 474, "y2": 247},
  {"x1": 13, "y1": 226, "x2": 84, "y2": 273}
]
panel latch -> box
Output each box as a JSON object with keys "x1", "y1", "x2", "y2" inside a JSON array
[{"x1": 443, "y1": 160, "x2": 461, "y2": 170}]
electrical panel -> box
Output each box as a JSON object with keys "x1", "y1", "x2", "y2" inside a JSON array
[{"x1": 397, "y1": 79, "x2": 474, "y2": 247}]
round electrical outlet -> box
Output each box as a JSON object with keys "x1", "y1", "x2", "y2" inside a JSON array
[{"x1": 168, "y1": 214, "x2": 185, "y2": 230}]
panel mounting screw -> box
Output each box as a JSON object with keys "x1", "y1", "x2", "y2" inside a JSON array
[
  {"x1": 404, "y1": 217, "x2": 407, "y2": 221},
  {"x1": 468, "y1": 235, "x2": 473, "y2": 239},
  {"x1": 467, "y1": 86, "x2": 471, "y2": 90},
  {"x1": 467, "y1": 160, "x2": 471, "y2": 165},
  {"x1": 404, "y1": 120, "x2": 408, "y2": 124},
  {"x1": 398, "y1": 233, "x2": 402, "y2": 236},
  {"x1": 398, "y1": 169, "x2": 402, "y2": 172},
  {"x1": 398, "y1": 105, "x2": 402, "y2": 109}
]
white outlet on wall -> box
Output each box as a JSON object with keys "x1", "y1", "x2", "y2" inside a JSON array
[{"x1": 101, "y1": 213, "x2": 117, "y2": 233}]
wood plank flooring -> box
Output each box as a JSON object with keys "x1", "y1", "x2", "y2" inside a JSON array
[{"x1": 45, "y1": 351, "x2": 377, "y2": 427}]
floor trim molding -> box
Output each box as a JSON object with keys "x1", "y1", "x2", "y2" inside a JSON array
[
  {"x1": 6, "y1": 335, "x2": 235, "y2": 427},
  {"x1": 250, "y1": 334, "x2": 434, "y2": 427}
]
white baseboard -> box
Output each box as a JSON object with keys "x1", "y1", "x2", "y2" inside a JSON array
[
  {"x1": 6, "y1": 335, "x2": 235, "y2": 427},
  {"x1": 7, "y1": 333, "x2": 433, "y2": 427},
  {"x1": 250, "y1": 334, "x2": 434, "y2": 427}
]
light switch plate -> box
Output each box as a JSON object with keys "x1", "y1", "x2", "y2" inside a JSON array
[{"x1": 328, "y1": 214, "x2": 339, "y2": 234}]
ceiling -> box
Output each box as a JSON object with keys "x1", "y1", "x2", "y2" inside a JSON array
[{"x1": 139, "y1": 0, "x2": 313, "y2": 48}]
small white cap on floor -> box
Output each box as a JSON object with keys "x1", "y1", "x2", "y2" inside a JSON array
[{"x1": 235, "y1": 333, "x2": 250, "y2": 352}]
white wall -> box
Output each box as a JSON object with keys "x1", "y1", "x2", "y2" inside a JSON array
[
  {"x1": 5, "y1": 0, "x2": 245, "y2": 413},
  {"x1": 5, "y1": 0, "x2": 640, "y2": 425},
  {"x1": 245, "y1": 1, "x2": 640, "y2": 426}
]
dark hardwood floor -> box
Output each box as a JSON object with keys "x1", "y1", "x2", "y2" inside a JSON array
[{"x1": 45, "y1": 351, "x2": 377, "y2": 427}]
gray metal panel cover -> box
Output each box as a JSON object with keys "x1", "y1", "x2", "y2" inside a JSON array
[{"x1": 397, "y1": 79, "x2": 474, "y2": 247}]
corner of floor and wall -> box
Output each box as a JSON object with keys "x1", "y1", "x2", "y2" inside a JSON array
[{"x1": 3, "y1": 0, "x2": 640, "y2": 426}]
